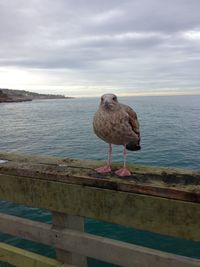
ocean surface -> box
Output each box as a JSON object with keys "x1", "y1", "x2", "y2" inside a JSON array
[{"x1": 0, "y1": 95, "x2": 200, "y2": 266}]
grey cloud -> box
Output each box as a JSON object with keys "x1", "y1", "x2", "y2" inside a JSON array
[
  {"x1": 0, "y1": 0, "x2": 200, "y2": 95},
  {"x1": 87, "y1": 0, "x2": 200, "y2": 34}
]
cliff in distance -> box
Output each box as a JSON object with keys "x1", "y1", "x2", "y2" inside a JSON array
[{"x1": 0, "y1": 88, "x2": 73, "y2": 103}]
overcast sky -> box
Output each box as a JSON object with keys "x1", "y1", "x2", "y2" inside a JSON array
[{"x1": 0, "y1": 0, "x2": 200, "y2": 97}]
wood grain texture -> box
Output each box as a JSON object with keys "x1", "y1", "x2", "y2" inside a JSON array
[
  {"x1": 1, "y1": 172, "x2": 200, "y2": 241},
  {"x1": 0, "y1": 213, "x2": 200, "y2": 267},
  {"x1": 0, "y1": 151, "x2": 200, "y2": 203},
  {"x1": 52, "y1": 212, "x2": 87, "y2": 267},
  {"x1": 0, "y1": 242, "x2": 65, "y2": 267},
  {"x1": 0, "y1": 151, "x2": 200, "y2": 241}
]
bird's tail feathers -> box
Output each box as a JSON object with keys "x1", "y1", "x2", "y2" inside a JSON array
[{"x1": 126, "y1": 140, "x2": 141, "y2": 151}]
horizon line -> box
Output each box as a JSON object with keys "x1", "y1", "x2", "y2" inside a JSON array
[
  {"x1": 75, "y1": 92, "x2": 200, "y2": 98},
  {"x1": 1, "y1": 87, "x2": 200, "y2": 98}
]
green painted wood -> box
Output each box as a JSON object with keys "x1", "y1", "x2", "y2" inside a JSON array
[
  {"x1": 1, "y1": 173, "x2": 200, "y2": 241},
  {"x1": 0, "y1": 151, "x2": 200, "y2": 203},
  {"x1": 0, "y1": 242, "x2": 64, "y2": 267}
]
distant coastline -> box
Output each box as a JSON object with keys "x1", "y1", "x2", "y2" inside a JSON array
[{"x1": 0, "y1": 88, "x2": 74, "y2": 103}]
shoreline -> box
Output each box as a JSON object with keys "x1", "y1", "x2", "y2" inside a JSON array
[
  {"x1": 0, "y1": 97, "x2": 74, "y2": 103},
  {"x1": 0, "y1": 88, "x2": 74, "y2": 103}
]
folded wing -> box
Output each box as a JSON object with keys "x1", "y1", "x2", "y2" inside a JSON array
[{"x1": 121, "y1": 104, "x2": 141, "y2": 151}]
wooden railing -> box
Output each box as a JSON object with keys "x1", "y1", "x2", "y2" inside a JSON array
[{"x1": 0, "y1": 151, "x2": 200, "y2": 267}]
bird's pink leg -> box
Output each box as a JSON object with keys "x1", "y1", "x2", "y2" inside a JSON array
[
  {"x1": 95, "y1": 144, "x2": 112, "y2": 173},
  {"x1": 115, "y1": 145, "x2": 131, "y2": 177}
]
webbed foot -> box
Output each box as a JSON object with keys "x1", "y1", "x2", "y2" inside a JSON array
[
  {"x1": 115, "y1": 167, "x2": 131, "y2": 177},
  {"x1": 95, "y1": 165, "x2": 112, "y2": 174}
]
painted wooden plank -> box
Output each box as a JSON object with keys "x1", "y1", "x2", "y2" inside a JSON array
[
  {"x1": 0, "y1": 213, "x2": 200, "y2": 267},
  {"x1": 0, "y1": 242, "x2": 64, "y2": 267},
  {"x1": 0, "y1": 151, "x2": 200, "y2": 203},
  {"x1": 1, "y1": 173, "x2": 200, "y2": 241},
  {"x1": 52, "y1": 212, "x2": 87, "y2": 267},
  {"x1": 1, "y1": 163, "x2": 200, "y2": 204}
]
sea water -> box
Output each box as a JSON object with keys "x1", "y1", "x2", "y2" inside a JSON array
[{"x1": 0, "y1": 95, "x2": 200, "y2": 266}]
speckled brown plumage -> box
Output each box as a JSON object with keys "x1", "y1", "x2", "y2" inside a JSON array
[
  {"x1": 93, "y1": 94, "x2": 140, "y2": 149},
  {"x1": 93, "y1": 93, "x2": 141, "y2": 177}
]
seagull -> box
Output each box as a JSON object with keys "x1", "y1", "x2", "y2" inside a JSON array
[{"x1": 93, "y1": 93, "x2": 141, "y2": 177}]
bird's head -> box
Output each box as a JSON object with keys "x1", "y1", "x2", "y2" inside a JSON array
[{"x1": 100, "y1": 93, "x2": 120, "y2": 111}]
